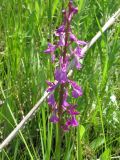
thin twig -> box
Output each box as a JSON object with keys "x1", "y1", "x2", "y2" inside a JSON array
[{"x1": 0, "y1": 8, "x2": 120, "y2": 151}]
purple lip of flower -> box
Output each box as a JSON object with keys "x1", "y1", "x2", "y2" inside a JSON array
[
  {"x1": 74, "y1": 47, "x2": 82, "y2": 58},
  {"x1": 62, "y1": 90, "x2": 71, "y2": 110},
  {"x1": 70, "y1": 33, "x2": 87, "y2": 48},
  {"x1": 61, "y1": 119, "x2": 71, "y2": 132},
  {"x1": 51, "y1": 53, "x2": 55, "y2": 62},
  {"x1": 70, "y1": 33, "x2": 77, "y2": 42},
  {"x1": 74, "y1": 57, "x2": 82, "y2": 70},
  {"x1": 55, "y1": 68, "x2": 68, "y2": 84},
  {"x1": 47, "y1": 94, "x2": 56, "y2": 106},
  {"x1": 49, "y1": 114, "x2": 59, "y2": 123},
  {"x1": 66, "y1": 119, "x2": 71, "y2": 126},
  {"x1": 73, "y1": 47, "x2": 83, "y2": 69},
  {"x1": 62, "y1": 99, "x2": 69, "y2": 106},
  {"x1": 44, "y1": 43, "x2": 56, "y2": 53},
  {"x1": 69, "y1": 80, "x2": 83, "y2": 98},
  {"x1": 55, "y1": 25, "x2": 65, "y2": 36},
  {"x1": 70, "y1": 116, "x2": 79, "y2": 127},
  {"x1": 62, "y1": 116, "x2": 79, "y2": 131},
  {"x1": 59, "y1": 56, "x2": 70, "y2": 73},
  {"x1": 77, "y1": 40, "x2": 87, "y2": 46},
  {"x1": 58, "y1": 34, "x2": 65, "y2": 46},
  {"x1": 70, "y1": 6, "x2": 78, "y2": 14},
  {"x1": 61, "y1": 124, "x2": 69, "y2": 132},
  {"x1": 46, "y1": 81, "x2": 58, "y2": 92},
  {"x1": 68, "y1": 106, "x2": 80, "y2": 115}
]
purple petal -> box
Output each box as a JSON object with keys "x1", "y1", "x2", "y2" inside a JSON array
[
  {"x1": 44, "y1": 48, "x2": 51, "y2": 53},
  {"x1": 74, "y1": 57, "x2": 82, "y2": 70},
  {"x1": 72, "y1": 87, "x2": 83, "y2": 98},
  {"x1": 55, "y1": 68, "x2": 68, "y2": 84},
  {"x1": 70, "y1": 33, "x2": 77, "y2": 42},
  {"x1": 71, "y1": 7, "x2": 78, "y2": 14},
  {"x1": 62, "y1": 90, "x2": 70, "y2": 109},
  {"x1": 46, "y1": 80, "x2": 52, "y2": 86},
  {"x1": 61, "y1": 119, "x2": 72, "y2": 132},
  {"x1": 44, "y1": 43, "x2": 56, "y2": 53},
  {"x1": 70, "y1": 116, "x2": 79, "y2": 127},
  {"x1": 62, "y1": 101, "x2": 70, "y2": 110},
  {"x1": 55, "y1": 25, "x2": 65, "y2": 36},
  {"x1": 58, "y1": 34, "x2": 65, "y2": 46},
  {"x1": 66, "y1": 119, "x2": 71, "y2": 126},
  {"x1": 72, "y1": 90, "x2": 79, "y2": 98},
  {"x1": 63, "y1": 89, "x2": 68, "y2": 101},
  {"x1": 74, "y1": 47, "x2": 82, "y2": 58},
  {"x1": 68, "y1": 106, "x2": 80, "y2": 115},
  {"x1": 61, "y1": 124, "x2": 69, "y2": 132},
  {"x1": 59, "y1": 56, "x2": 69, "y2": 72},
  {"x1": 69, "y1": 80, "x2": 83, "y2": 98},
  {"x1": 77, "y1": 40, "x2": 87, "y2": 45},
  {"x1": 46, "y1": 81, "x2": 58, "y2": 92},
  {"x1": 47, "y1": 94, "x2": 55, "y2": 106},
  {"x1": 49, "y1": 114, "x2": 59, "y2": 123},
  {"x1": 51, "y1": 53, "x2": 55, "y2": 62}
]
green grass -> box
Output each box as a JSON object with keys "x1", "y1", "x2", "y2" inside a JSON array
[{"x1": 0, "y1": 0, "x2": 120, "y2": 159}]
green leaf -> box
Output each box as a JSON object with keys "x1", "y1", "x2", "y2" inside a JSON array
[
  {"x1": 90, "y1": 136, "x2": 105, "y2": 150},
  {"x1": 100, "y1": 149, "x2": 111, "y2": 160},
  {"x1": 79, "y1": 125, "x2": 85, "y2": 140},
  {"x1": 52, "y1": 0, "x2": 59, "y2": 16},
  {"x1": 77, "y1": 0, "x2": 84, "y2": 12}
]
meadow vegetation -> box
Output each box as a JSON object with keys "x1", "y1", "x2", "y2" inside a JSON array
[{"x1": 0, "y1": 0, "x2": 120, "y2": 159}]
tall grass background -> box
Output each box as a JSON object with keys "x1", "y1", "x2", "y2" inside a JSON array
[{"x1": 0, "y1": 0, "x2": 120, "y2": 159}]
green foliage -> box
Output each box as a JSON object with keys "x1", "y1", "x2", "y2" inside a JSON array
[
  {"x1": 0, "y1": 0, "x2": 120, "y2": 159},
  {"x1": 100, "y1": 149, "x2": 111, "y2": 160}
]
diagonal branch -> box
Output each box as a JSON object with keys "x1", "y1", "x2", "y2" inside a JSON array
[{"x1": 0, "y1": 8, "x2": 120, "y2": 151}]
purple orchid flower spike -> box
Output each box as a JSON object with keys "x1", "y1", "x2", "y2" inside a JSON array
[{"x1": 44, "y1": 2, "x2": 86, "y2": 131}]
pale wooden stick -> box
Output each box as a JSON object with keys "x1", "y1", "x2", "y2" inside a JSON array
[{"x1": 0, "y1": 8, "x2": 120, "y2": 151}]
